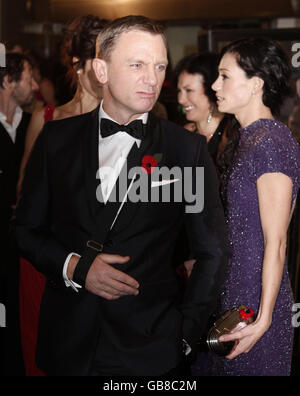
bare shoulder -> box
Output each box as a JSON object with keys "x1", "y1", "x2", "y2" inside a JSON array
[
  {"x1": 54, "y1": 103, "x2": 77, "y2": 120},
  {"x1": 53, "y1": 105, "x2": 68, "y2": 120},
  {"x1": 31, "y1": 106, "x2": 45, "y2": 123},
  {"x1": 27, "y1": 107, "x2": 45, "y2": 137}
]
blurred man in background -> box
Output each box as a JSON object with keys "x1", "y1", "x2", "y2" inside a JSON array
[{"x1": 0, "y1": 52, "x2": 38, "y2": 375}]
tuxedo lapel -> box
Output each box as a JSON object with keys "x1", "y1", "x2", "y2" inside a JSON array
[
  {"x1": 81, "y1": 110, "x2": 161, "y2": 239},
  {"x1": 100, "y1": 112, "x2": 161, "y2": 234},
  {"x1": 124, "y1": 112, "x2": 157, "y2": 182},
  {"x1": 81, "y1": 105, "x2": 102, "y2": 219},
  {"x1": 0, "y1": 123, "x2": 14, "y2": 148}
]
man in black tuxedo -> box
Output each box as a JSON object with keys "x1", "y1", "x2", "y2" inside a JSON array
[
  {"x1": 15, "y1": 16, "x2": 230, "y2": 376},
  {"x1": 0, "y1": 52, "x2": 38, "y2": 374}
]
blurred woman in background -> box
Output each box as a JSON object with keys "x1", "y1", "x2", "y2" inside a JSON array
[
  {"x1": 18, "y1": 15, "x2": 107, "y2": 191},
  {"x1": 174, "y1": 53, "x2": 235, "y2": 166},
  {"x1": 173, "y1": 53, "x2": 237, "y2": 280}
]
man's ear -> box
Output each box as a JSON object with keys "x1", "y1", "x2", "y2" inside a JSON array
[
  {"x1": 2, "y1": 75, "x2": 15, "y2": 91},
  {"x1": 92, "y1": 58, "x2": 108, "y2": 85}
]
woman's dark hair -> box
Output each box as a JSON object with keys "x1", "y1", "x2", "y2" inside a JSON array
[
  {"x1": 173, "y1": 52, "x2": 220, "y2": 104},
  {"x1": 61, "y1": 15, "x2": 108, "y2": 86},
  {"x1": 220, "y1": 37, "x2": 292, "y2": 116},
  {"x1": 218, "y1": 37, "x2": 292, "y2": 177}
]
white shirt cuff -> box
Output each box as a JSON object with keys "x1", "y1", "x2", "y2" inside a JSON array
[
  {"x1": 63, "y1": 252, "x2": 82, "y2": 292},
  {"x1": 183, "y1": 339, "x2": 192, "y2": 355}
]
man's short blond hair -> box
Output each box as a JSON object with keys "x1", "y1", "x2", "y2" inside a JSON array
[{"x1": 96, "y1": 15, "x2": 167, "y2": 61}]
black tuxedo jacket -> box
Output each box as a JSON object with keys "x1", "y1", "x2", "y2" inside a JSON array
[
  {"x1": 1, "y1": 112, "x2": 30, "y2": 372},
  {"x1": 15, "y1": 107, "x2": 230, "y2": 376},
  {"x1": 1, "y1": 112, "x2": 30, "y2": 285},
  {"x1": 0, "y1": 112, "x2": 30, "y2": 220}
]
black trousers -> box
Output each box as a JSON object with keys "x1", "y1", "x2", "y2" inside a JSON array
[
  {"x1": 0, "y1": 219, "x2": 24, "y2": 376},
  {"x1": 90, "y1": 358, "x2": 191, "y2": 377},
  {"x1": 90, "y1": 334, "x2": 191, "y2": 377}
]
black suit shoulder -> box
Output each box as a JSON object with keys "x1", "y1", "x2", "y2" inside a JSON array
[
  {"x1": 42, "y1": 108, "x2": 96, "y2": 138},
  {"x1": 37, "y1": 107, "x2": 99, "y2": 157},
  {"x1": 20, "y1": 112, "x2": 31, "y2": 131},
  {"x1": 156, "y1": 116, "x2": 207, "y2": 167},
  {"x1": 159, "y1": 117, "x2": 205, "y2": 143}
]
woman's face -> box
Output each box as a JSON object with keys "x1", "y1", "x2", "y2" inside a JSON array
[
  {"x1": 79, "y1": 59, "x2": 103, "y2": 100},
  {"x1": 177, "y1": 71, "x2": 211, "y2": 122},
  {"x1": 296, "y1": 78, "x2": 300, "y2": 98},
  {"x1": 212, "y1": 53, "x2": 255, "y2": 116}
]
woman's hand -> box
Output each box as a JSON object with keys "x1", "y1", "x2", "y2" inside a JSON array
[{"x1": 219, "y1": 319, "x2": 271, "y2": 360}]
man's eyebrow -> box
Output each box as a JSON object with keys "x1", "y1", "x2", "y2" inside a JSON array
[
  {"x1": 157, "y1": 60, "x2": 169, "y2": 65},
  {"x1": 127, "y1": 57, "x2": 143, "y2": 61},
  {"x1": 126, "y1": 58, "x2": 168, "y2": 65}
]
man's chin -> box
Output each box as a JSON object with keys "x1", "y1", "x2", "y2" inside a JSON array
[
  {"x1": 20, "y1": 97, "x2": 35, "y2": 107},
  {"x1": 139, "y1": 101, "x2": 157, "y2": 114}
]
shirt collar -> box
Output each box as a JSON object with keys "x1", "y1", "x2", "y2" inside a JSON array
[
  {"x1": 0, "y1": 105, "x2": 23, "y2": 124},
  {"x1": 0, "y1": 106, "x2": 23, "y2": 142},
  {"x1": 99, "y1": 100, "x2": 148, "y2": 125}
]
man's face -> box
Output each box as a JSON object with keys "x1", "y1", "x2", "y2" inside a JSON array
[
  {"x1": 101, "y1": 30, "x2": 168, "y2": 124},
  {"x1": 12, "y1": 61, "x2": 38, "y2": 106}
]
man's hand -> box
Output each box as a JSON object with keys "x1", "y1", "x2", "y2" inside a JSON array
[{"x1": 68, "y1": 253, "x2": 139, "y2": 300}]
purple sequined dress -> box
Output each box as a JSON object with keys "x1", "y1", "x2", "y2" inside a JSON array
[{"x1": 205, "y1": 119, "x2": 300, "y2": 376}]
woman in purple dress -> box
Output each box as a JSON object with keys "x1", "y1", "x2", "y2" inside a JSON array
[{"x1": 205, "y1": 38, "x2": 300, "y2": 376}]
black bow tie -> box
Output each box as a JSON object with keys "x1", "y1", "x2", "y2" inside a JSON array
[{"x1": 100, "y1": 118, "x2": 145, "y2": 140}]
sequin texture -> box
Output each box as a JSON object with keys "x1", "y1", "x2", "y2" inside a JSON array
[{"x1": 206, "y1": 119, "x2": 300, "y2": 376}]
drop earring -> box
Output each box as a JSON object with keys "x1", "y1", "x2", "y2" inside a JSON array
[{"x1": 207, "y1": 105, "x2": 214, "y2": 124}]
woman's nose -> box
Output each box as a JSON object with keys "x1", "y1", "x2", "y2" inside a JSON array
[
  {"x1": 177, "y1": 90, "x2": 186, "y2": 105},
  {"x1": 212, "y1": 77, "x2": 220, "y2": 92}
]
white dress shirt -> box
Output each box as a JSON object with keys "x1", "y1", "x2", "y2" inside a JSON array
[
  {"x1": 63, "y1": 102, "x2": 148, "y2": 291},
  {"x1": 0, "y1": 106, "x2": 23, "y2": 143}
]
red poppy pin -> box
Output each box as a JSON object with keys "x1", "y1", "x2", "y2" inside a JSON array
[{"x1": 141, "y1": 153, "x2": 162, "y2": 174}]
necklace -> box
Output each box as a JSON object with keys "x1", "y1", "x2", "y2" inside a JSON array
[
  {"x1": 207, "y1": 105, "x2": 214, "y2": 124},
  {"x1": 207, "y1": 106, "x2": 216, "y2": 140}
]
